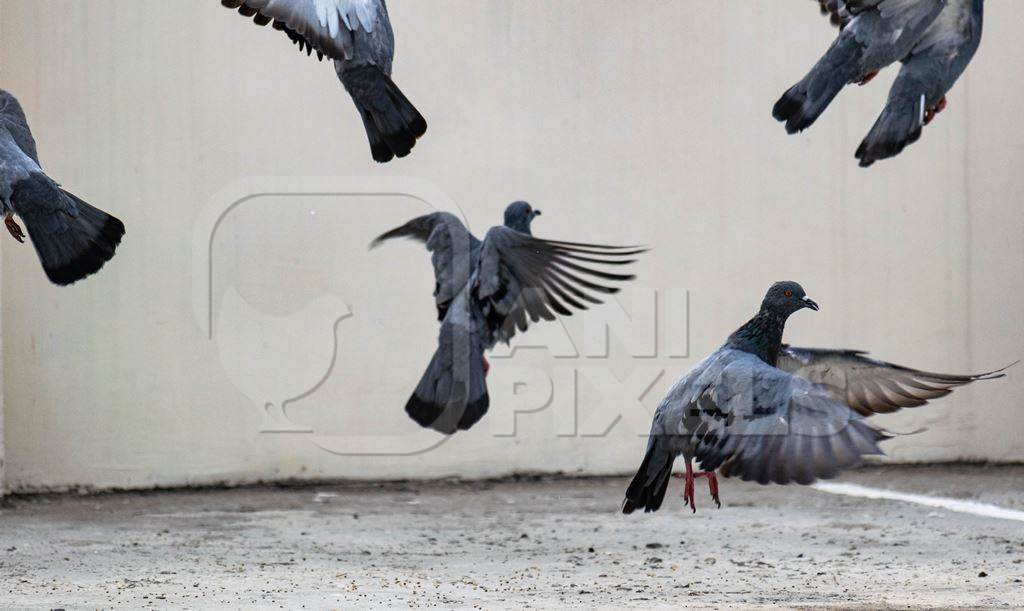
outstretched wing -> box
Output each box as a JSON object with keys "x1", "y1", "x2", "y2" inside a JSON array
[
  {"x1": 0, "y1": 90, "x2": 40, "y2": 166},
  {"x1": 777, "y1": 346, "x2": 1011, "y2": 417},
  {"x1": 655, "y1": 348, "x2": 889, "y2": 485},
  {"x1": 475, "y1": 226, "x2": 645, "y2": 344},
  {"x1": 220, "y1": 0, "x2": 383, "y2": 61},
  {"x1": 372, "y1": 212, "x2": 479, "y2": 321}
]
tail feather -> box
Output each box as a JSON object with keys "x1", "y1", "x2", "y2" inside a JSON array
[
  {"x1": 341, "y1": 65, "x2": 426, "y2": 163},
  {"x1": 9, "y1": 174, "x2": 124, "y2": 285},
  {"x1": 773, "y1": 37, "x2": 862, "y2": 134},
  {"x1": 856, "y1": 87, "x2": 927, "y2": 167},
  {"x1": 406, "y1": 323, "x2": 488, "y2": 434},
  {"x1": 622, "y1": 439, "x2": 675, "y2": 515}
]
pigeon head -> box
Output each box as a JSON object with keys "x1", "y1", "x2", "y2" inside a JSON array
[
  {"x1": 728, "y1": 282, "x2": 818, "y2": 365},
  {"x1": 503, "y1": 201, "x2": 541, "y2": 235},
  {"x1": 761, "y1": 281, "x2": 818, "y2": 317}
]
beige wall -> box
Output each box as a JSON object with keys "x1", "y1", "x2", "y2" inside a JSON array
[{"x1": 0, "y1": 0, "x2": 1020, "y2": 493}]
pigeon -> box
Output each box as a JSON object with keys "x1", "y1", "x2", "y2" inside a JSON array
[
  {"x1": 221, "y1": 0, "x2": 426, "y2": 163},
  {"x1": 372, "y1": 201, "x2": 646, "y2": 434},
  {"x1": 773, "y1": 0, "x2": 984, "y2": 167},
  {"x1": 0, "y1": 89, "x2": 125, "y2": 285},
  {"x1": 622, "y1": 281, "x2": 1011, "y2": 514}
]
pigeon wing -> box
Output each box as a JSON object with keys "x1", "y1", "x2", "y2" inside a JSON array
[
  {"x1": 777, "y1": 346, "x2": 1010, "y2": 416},
  {"x1": 372, "y1": 211, "x2": 478, "y2": 321},
  {"x1": 474, "y1": 226, "x2": 645, "y2": 344},
  {"x1": 660, "y1": 348, "x2": 888, "y2": 485},
  {"x1": 0, "y1": 90, "x2": 40, "y2": 166},
  {"x1": 220, "y1": 0, "x2": 383, "y2": 61}
]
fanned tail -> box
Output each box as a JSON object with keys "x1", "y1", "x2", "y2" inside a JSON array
[
  {"x1": 406, "y1": 323, "x2": 489, "y2": 434},
  {"x1": 341, "y1": 65, "x2": 427, "y2": 163},
  {"x1": 9, "y1": 174, "x2": 124, "y2": 285}
]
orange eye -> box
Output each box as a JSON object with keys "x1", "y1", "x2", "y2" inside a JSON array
[{"x1": 784, "y1": 290, "x2": 793, "y2": 297}]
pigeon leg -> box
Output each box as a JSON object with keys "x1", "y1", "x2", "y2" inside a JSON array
[
  {"x1": 482, "y1": 355, "x2": 490, "y2": 377},
  {"x1": 674, "y1": 463, "x2": 721, "y2": 512},
  {"x1": 695, "y1": 471, "x2": 722, "y2": 509},
  {"x1": 672, "y1": 459, "x2": 698, "y2": 513},
  {"x1": 4, "y1": 213, "x2": 25, "y2": 243},
  {"x1": 857, "y1": 70, "x2": 879, "y2": 86}
]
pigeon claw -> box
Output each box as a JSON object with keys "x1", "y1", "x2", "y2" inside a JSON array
[
  {"x1": 708, "y1": 471, "x2": 721, "y2": 509},
  {"x1": 673, "y1": 460, "x2": 721, "y2": 513},
  {"x1": 857, "y1": 70, "x2": 879, "y2": 86},
  {"x1": 4, "y1": 213, "x2": 25, "y2": 243},
  {"x1": 482, "y1": 355, "x2": 490, "y2": 377}
]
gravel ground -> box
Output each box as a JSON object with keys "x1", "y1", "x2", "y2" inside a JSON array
[{"x1": 1, "y1": 465, "x2": 1023, "y2": 609}]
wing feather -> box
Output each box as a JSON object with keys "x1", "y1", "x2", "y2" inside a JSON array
[
  {"x1": 654, "y1": 349, "x2": 889, "y2": 485},
  {"x1": 221, "y1": 0, "x2": 382, "y2": 61},
  {"x1": 372, "y1": 211, "x2": 478, "y2": 321},
  {"x1": 475, "y1": 226, "x2": 645, "y2": 344},
  {"x1": 813, "y1": 0, "x2": 852, "y2": 28},
  {"x1": 777, "y1": 346, "x2": 1012, "y2": 416}
]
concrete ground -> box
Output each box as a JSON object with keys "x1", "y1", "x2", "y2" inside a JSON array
[{"x1": 1, "y1": 465, "x2": 1023, "y2": 609}]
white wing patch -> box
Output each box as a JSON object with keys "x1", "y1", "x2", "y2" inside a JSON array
[{"x1": 315, "y1": 0, "x2": 378, "y2": 36}]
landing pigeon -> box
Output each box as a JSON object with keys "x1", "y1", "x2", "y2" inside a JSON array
[
  {"x1": 773, "y1": 0, "x2": 984, "y2": 167},
  {"x1": 0, "y1": 90, "x2": 125, "y2": 285},
  {"x1": 622, "y1": 281, "x2": 1010, "y2": 514},
  {"x1": 373, "y1": 201, "x2": 646, "y2": 434},
  {"x1": 221, "y1": 0, "x2": 426, "y2": 163}
]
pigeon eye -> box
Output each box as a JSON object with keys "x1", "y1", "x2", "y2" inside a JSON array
[{"x1": 784, "y1": 290, "x2": 793, "y2": 297}]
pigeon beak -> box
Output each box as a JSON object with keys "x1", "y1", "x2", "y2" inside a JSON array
[
  {"x1": 533, "y1": 209, "x2": 542, "y2": 217},
  {"x1": 802, "y1": 297, "x2": 819, "y2": 311}
]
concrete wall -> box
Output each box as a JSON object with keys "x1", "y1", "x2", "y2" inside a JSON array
[{"x1": 0, "y1": 0, "x2": 1020, "y2": 493}]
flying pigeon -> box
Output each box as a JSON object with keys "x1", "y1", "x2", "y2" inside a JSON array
[
  {"x1": 372, "y1": 201, "x2": 646, "y2": 434},
  {"x1": 622, "y1": 281, "x2": 1010, "y2": 514},
  {"x1": 0, "y1": 89, "x2": 125, "y2": 285},
  {"x1": 221, "y1": 0, "x2": 426, "y2": 163},
  {"x1": 773, "y1": 0, "x2": 984, "y2": 167}
]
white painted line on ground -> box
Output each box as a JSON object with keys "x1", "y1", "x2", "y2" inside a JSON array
[{"x1": 811, "y1": 481, "x2": 1024, "y2": 523}]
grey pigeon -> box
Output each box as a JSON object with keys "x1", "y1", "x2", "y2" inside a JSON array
[
  {"x1": 0, "y1": 90, "x2": 124, "y2": 285},
  {"x1": 221, "y1": 0, "x2": 426, "y2": 162},
  {"x1": 773, "y1": 0, "x2": 984, "y2": 167},
  {"x1": 373, "y1": 201, "x2": 646, "y2": 434},
  {"x1": 623, "y1": 281, "x2": 1010, "y2": 514}
]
